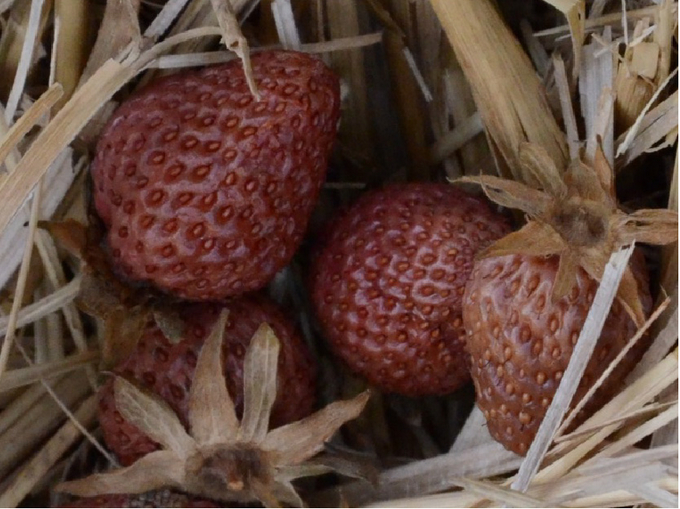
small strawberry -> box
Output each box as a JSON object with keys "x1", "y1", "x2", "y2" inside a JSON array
[
  {"x1": 460, "y1": 143, "x2": 677, "y2": 455},
  {"x1": 60, "y1": 490, "x2": 218, "y2": 507},
  {"x1": 310, "y1": 183, "x2": 510, "y2": 396},
  {"x1": 93, "y1": 50, "x2": 340, "y2": 300},
  {"x1": 98, "y1": 296, "x2": 316, "y2": 466}
]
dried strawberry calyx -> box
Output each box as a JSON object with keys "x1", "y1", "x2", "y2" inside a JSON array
[
  {"x1": 42, "y1": 218, "x2": 188, "y2": 365},
  {"x1": 57, "y1": 310, "x2": 370, "y2": 507},
  {"x1": 457, "y1": 142, "x2": 678, "y2": 325}
]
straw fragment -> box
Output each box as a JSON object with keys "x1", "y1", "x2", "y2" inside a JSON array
[
  {"x1": 0, "y1": 372, "x2": 90, "y2": 480},
  {"x1": 0, "y1": 394, "x2": 97, "y2": 508},
  {"x1": 271, "y1": 0, "x2": 301, "y2": 49},
  {"x1": 596, "y1": 403, "x2": 678, "y2": 458},
  {"x1": 553, "y1": 53, "x2": 580, "y2": 159},
  {"x1": 540, "y1": 0, "x2": 586, "y2": 79},
  {"x1": 144, "y1": 0, "x2": 192, "y2": 40},
  {"x1": 616, "y1": 66, "x2": 678, "y2": 159},
  {"x1": 0, "y1": 350, "x2": 99, "y2": 392},
  {"x1": 53, "y1": 0, "x2": 88, "y2": 110},
  {"x1": 0, "y1": 84, "x2": 63, "y2": 168},
  {"x1": 319, "y1": 440, "x2": 521, "y2": 506},
  {"x1": 616, "y1": 90, "x2": 678, "y2": 168},
  {"x1": 0, "y1": 275, "x2": 81, "y2": 336},
  {"x1": 4, "y1": 0, "x2": 46, "y2": 122},
  {"x1": 150, "y1": 33, "x2": 384, "y2": 69},
  {"x1": 0, "y1": 178, "x2": 43, "y2": 380},
  {"x1": 629, "y1": 295, "x2": 677, "y2": 381},
  {"x1": 430, "y1": 0, "x2": 568, "y2": 183}
]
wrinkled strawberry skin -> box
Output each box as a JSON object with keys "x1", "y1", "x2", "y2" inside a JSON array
[
  {"x1": 98, "y1": 296, "x2": 317, "y2": 466},
  {"x1": 463, "y1": 253, "x2": 652, "y2": 455},
  {"x1": 311, "y1": 183, "x2": 510, "y2": 396},
  {"x1": 92, "y1": 51, "x2": 340, "y2": 301}
]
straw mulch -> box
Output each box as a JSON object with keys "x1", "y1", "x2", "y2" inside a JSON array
[{"x1": 0, "y1": 0, "x2": 677, "y2": 507}]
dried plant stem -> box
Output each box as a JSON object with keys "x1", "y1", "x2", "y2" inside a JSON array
[
  {"x1": 553, "y1": 53, "x2": 580, "y2": 159},
  {"x1": 430, "y1": 112, "x2": 482, "y2": 164},
  {"x1": 0, "y1": 372, "x2": 89, "y2": 480},
  {"x1": 0, "y1": 382, "x2": 46, "y2": 435},
  {"x1": 536, "y1": 347, "x2": 678, "y2": 482},
  {"x1": 0, "y1": 180, "x2": 42, "y2": 380},
  {"x1": 145, "y1": 0, "x2": 193, "y2": 40},
  {"x1": 0, "y1": 273, "x2": 80, "y2": 337},
  {"x1": 449, "y1": 406, "x2": 492, "y2": 452},
  {"x1": 596, "y1": 403, "x2": 678, "y2": 458},
  {"x1": 3, "y1": 0, "x2": 47, "y2": 122},
  {"x1": 0, "y1": 394, "x2": 97, "y2": 508},
  {"x1": 430, "y1": 0, "x2": 568, "y2": 183},
  {"x1": 0, "y1": 83, "x2": 63, "y2": 169},
  {"x1": 0, "y1": 349, "x2": 99, "y2": 392},
  {"x1": 53, "y1": 0, "x2": 88, "y2": 111},
  {"x1": 535, "y1": 4, "x2": 679, "y2": 37},
  {"x1": 151, "y1": 32, "x2": 384, "y2": 69},
  {"x1": 317, "y1": 440, "x2": 522, "y2": 506}
]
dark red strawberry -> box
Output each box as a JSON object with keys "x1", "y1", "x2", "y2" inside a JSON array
[
  {"x1": 463, "y1": 252, "x2": 652, "y2": 455},
  {"x1": 98, "y1": 296, "x2": 316, "y2": 466},
  {"x1": 92, "y1": 50, "x2": 340, "y2": 300},
  {"x1": 310, "y1": 183, "x2": 510, "y2": 396},
  {"x1": 60, "y1": 490, "x2": 218, "y2": 507}
]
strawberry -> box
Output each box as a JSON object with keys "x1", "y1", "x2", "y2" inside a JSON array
[
  {"x1": 459, "y1": 143, "x2": 677, "y2": 455},
  {"x1": 60, "y1": 490, "x2": 218, "y2": 507},
  {"x1": 463, "y1": 252, "x2": 652, "y2": 455},
  {"x1": 92, "y1": 50, "x2": 340, "y2": 301},
  {"x1": 98, "y1": 296, "x2": 316, "y2": 466},
  {"x1": 310, "y1": 183, "x2": 510, "y2": 396},
  {"x1": 59, "y1": 309, "x2": 369, "y2": 506}
]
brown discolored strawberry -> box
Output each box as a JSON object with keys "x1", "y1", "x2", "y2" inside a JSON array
[
  {"x1": 463, "y1": 252, "x2": 652, "y2": 456},
  {"x1": 93, "y1": 50, "x2": 340, "y2": 301},
  {"x1": 310, "y1": 183, "x2": 510, "y2": 396},
  {"x1": 98, "y1": 296, "x2": 316, "y2": 466},
  {"x1": 59, "y1": 490, "x2": 219, "y2": 507}
]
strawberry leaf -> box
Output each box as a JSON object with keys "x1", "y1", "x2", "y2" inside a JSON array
[
  {"x1": 263, "y1": 391, "x2": 370, "y2": 467},
  {"x1": 518, "y1": 142, "x2": 567, "y2": 198},
  {"x1": 189, "y1": 310, "x2": 239, "y2": 445},
  {"x1": 479, "y1": 221, "x2": 565, "y2": 260},
  {"x1": 615, "y1": 209, "x2": 679, "y2": 245},
  {"x1": 458, "y1": 175, "x2": 552, "y2": 218},
  {"x1": 39, "y1": 219, "x2": 89, "y2": 260},
  {"x1": 102, "y1": 306, "x2": 149, "y2": 369},
  {"x1": 152, "y1": 304, "x2": 187, "y2": 344},
  {"x1": 114, "y1": 377, "x2": 196, "y2": 458},
  {"x1": 56, "y1": 450, "x2": 185, "y2": 497},
  {"x1": 239, "y1": 324, "x2": 280, "y2": 443}
]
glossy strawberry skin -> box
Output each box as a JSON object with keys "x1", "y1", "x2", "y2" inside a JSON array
[
  {"x1": 60, "y1": 490, "x2": 219, "y2": 507},
  {"x1": 463, "y1": 253, "x2": 652, "y2": 455},
  {"x1": 98, "y1": 297, "x2": 316, "y2": 466},
  {"x1": 93, "y1": 51, "x2": 340, "y2": 301},
  {"x1": 311, "y1": 183, "x2": 510, "y2": 396}
]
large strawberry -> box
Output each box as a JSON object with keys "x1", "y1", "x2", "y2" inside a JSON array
[
  {"x1": 98, "y1": 296, "x2": 316, "y2": 466},
  {"x1": 92, "y1": 50, "x2": 340, "y2": 301},
  {"x1": 460, "y1": 143, "x2": 677, "y2": 455},
  {"x1": 310, "y1": 183, "x2": 510, "y2": 396},
  {"x1": 464, "y1": 252, "x2": 652, "y2": 455}
]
